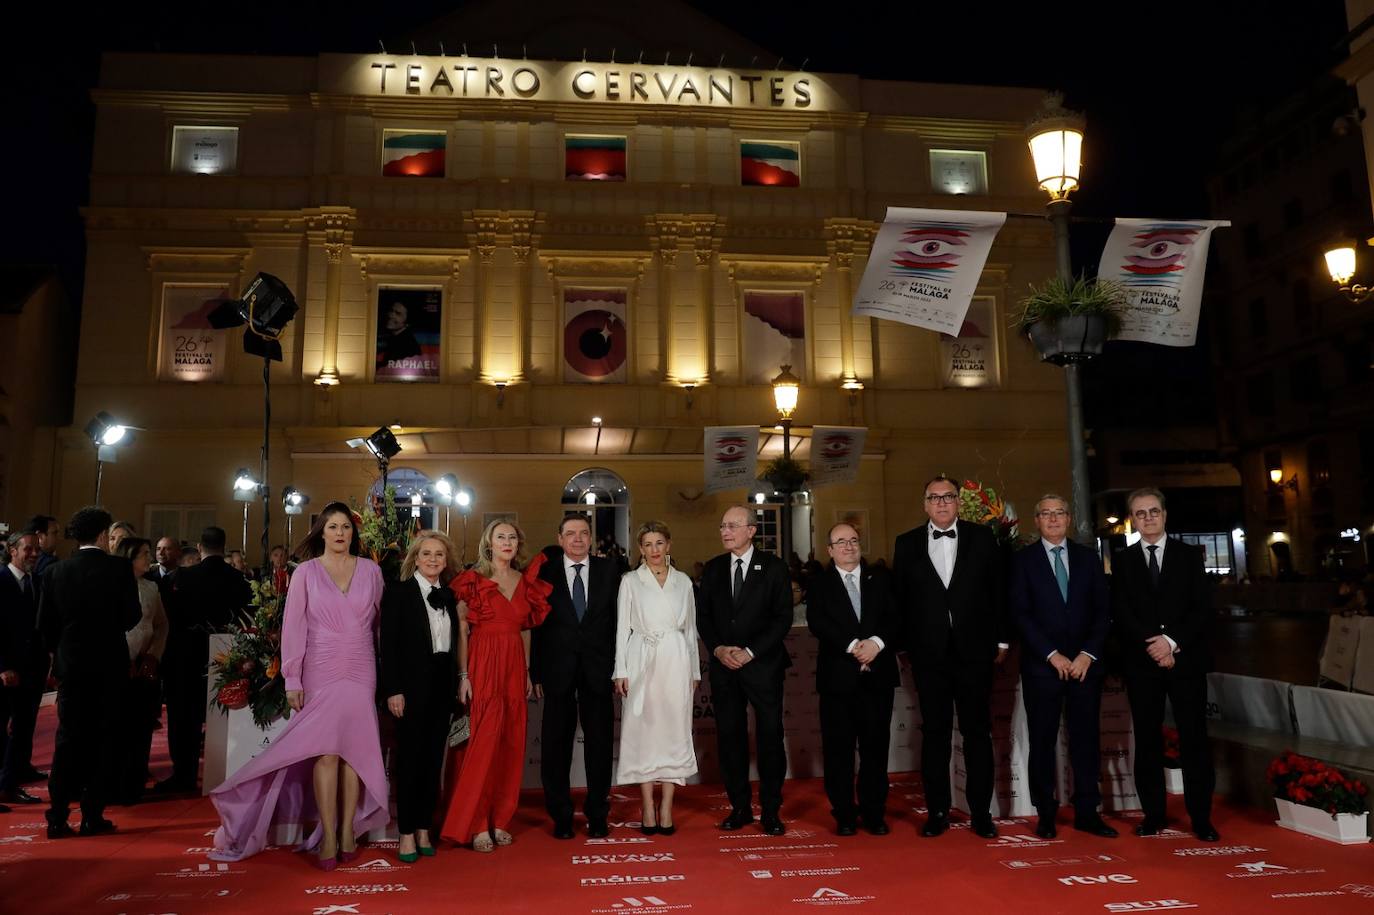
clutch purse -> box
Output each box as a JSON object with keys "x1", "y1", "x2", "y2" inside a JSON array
[{"x1": 447, "y1": 711, "x2": 470, "y2": 747}]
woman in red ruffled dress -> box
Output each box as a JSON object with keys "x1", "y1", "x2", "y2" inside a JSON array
[{"x1": 440, "y1": 519, "x2": 551, "y2": 852}]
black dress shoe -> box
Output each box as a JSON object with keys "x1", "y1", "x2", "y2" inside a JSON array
[
  {"x1": 921, "y1": 812, "x2": 949, "y2": 837},
  {"x1": 657, "y1": 824, "x2": 676, "y2": 837},
  {"x1": 1133, "y1": 820, "x2": 1166, "y2": 837},
  {"x1": 79, "y1": 818, "x2": 117, "y2": 836},
  {"x1": 640, "y1": 824, "x2": 660, "y2": 836},
  {"x1": 971, "y1": 817, "x2": 998, "y2": 839},
  {"x1": 1035, "y1": 816, "x2": 1058, "y2": 839},
  {"x1": 586, "y1": 820, "x2": 610, "y2": 839},
  {"x1": 0, "y1": 803, "x2": 9, "y2": 813},
  {"x1": 836, "y1": 821, "x2": 858, "y2": 836},
  {"x1": 864, "y1": 819, "x2": 890, "y2": 836},
  {"x1": 760, "y1": 814, "x2": 785, "y2": 836},
  {"x1": 719, "y1": 810, "x2": 755, "y2": 830},
  {"x1": 46, "y1": 820, "x2": 76, "y2": 839},
  {"x1": 552, "y1": 822, "x2": 574, "y2": 840},
  {"x1": 1192, "y1": 823, "x2": 1220, "y2": 842},
  {"x1": 1073, "y1": 815, "x2": 1118, "y2": 838}
]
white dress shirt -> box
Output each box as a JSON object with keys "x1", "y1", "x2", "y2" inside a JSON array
[
  {"x1": 8, "y1": 563, "x2": 27, "y2": 588},
  {"x1": 837, "y1": 563, "x2": 885, "y2": 656},
  {"x1": 1141, "y1": 535, "x2": 1178, "y2": 653},
  {"x1": 564, "y1": 553, "x2": 591, "y2": 597},
  {"x1": 414, "y1": 575, "x2": 452, "y2": 654},
  {"x1": 729, "y1": 545, "x2": 756, "y2": 657},
  {"x1": 927, "y1": 522, "x2": 957, "y2": 588}
]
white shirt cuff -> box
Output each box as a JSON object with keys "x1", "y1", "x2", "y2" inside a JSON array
[
  {"x1": 870, "y1": 636, "x2": 885, "y2": 651},
  {"x1": 997, "y1": 642, "x2": 1009, "y2": 650},
  {"x1": 1083, "y1": 651, "x2": 1097, "y2": 661},
  {"x1": 745, "y1": 647, "x2": 754, "y2": 658},
  {"x1": 846, "y1": 639, "x2": 860, "y2": 654},
  {"x1": 1164, "y1": 635, "x2": 1178, "y2": 653}
]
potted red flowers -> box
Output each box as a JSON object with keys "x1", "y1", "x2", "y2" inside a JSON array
[{"x1": 1267, "y1": 750, "x2": 1370, "y2": 844}]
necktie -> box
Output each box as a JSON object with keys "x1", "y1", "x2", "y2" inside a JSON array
[
  {"x1": 932, "y1": 529, "x2": 956, "y2": 539},
  {"x1": 572, "y1": 563, "x2": 587, "y2": 621},
  {"x1": 844, "y1": 572, "x2": 862, "y2": 620},
  {"x1": 1051, "y1": 546, "x2": 1069, "y2": 603},
  {"x1": 19, "y1": 574, "x2": 33, "y2": 601},
  {"x1": 1147, "y1": 545, "x2": 1160, "y2": 587},
  {"x1": 732, "y1": 558, "x2": 744, "y2": 604}
]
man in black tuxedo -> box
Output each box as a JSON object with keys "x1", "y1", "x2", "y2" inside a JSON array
[
  {"x1": 532, "y1": 515, "x2": 618, "y2": 839},
  {"x1": 0, "y1": 531, "x2": 49, "y2": 804},
  {"x1": 156, "y1": 525, "x2": 251, "y2": 793},
  {"x1": 697, "y1": 505, "x2": 793, "y2": 836},
  {"x1": 37, "y1": 506, "x2": 141, "y2": 837},
  {"x1": 1008, "y1": 495, "x2": 1116, "y2": 840},
  {"x1": 806, "y1": 522, "x2": 900, "y2": 836},
  {"x1": 893, "y1": 474, "x2": 1009, "y2": 839},
  {"x1": 27, "y1": 515, "x2": 61, "y2": 578},
  {"x1": 1112, "y1": 487, "x2": 1218, "y2": 842}
]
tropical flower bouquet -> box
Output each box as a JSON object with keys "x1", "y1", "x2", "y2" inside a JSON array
[
  {"x1": 957, "y1": 479, "x2": 1021, "y2": 549},
  {"x1": 1268, "y1": 750, "x2": 1370, "y2": 844},
  {"x1": 355, "y1": 485, "x2": 416, "y2": 581},
  {"x1": 210, "y1": 577, "x2": 289, "y2": 729}
]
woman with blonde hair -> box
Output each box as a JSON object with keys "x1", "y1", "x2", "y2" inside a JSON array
[
  {"x1": 380, "y1": 530, "x2": 461, "y2": 862},
  {"x1": 440, "y1": 519, "x2": 552, "y2": 851},
  {"x1": 613, "y1": 521, "x2": 699, "y2": 835}
]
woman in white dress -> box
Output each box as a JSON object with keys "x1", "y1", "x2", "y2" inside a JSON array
[{"x1": 613, "y1": 521, "x2": 699, "y2": 835}]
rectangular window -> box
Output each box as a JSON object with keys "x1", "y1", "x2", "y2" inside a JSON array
[
  {"x1": 170, "y1": 126, "x2": 238, "y2": 175},
  {"x1": 929, "y1": 149, "x2": 988, "y2": 195},
  {"x1": 144, "y1": 505, "x2": 218, "y2": 547},
  {"x1": 375, "y1": 288, "x2": 442, "y2": 381},
  {"x1": 1308, "y1": 439, "x2": 1331, "y2": 486},
  {"x1": 1289, "y1": 355, "x2": 1321, "y2": 403},
  {"x1": 1247, "y1": 373, "x2": 1276, "y2": 417},
  {"x1": 940, "y1": 295, "x2": 999, "y2": 388},
  {"x1": 742, "y1": 291, "x2": 805, "y2": 384},
  {"x1": 1177, "y1": 533, "x2": 1233, "y2": 574},
  {"x1": 158, "y1": 284, "x2": 232, "y2": 382},
  {"x1": 752, "y1": 504, "x2": 781, "y2": 557},
  {"x1": 381, "y1": 129, "x2": 446, "y2": 177},
  {"x1": 740, "y1": 140, "x2": 800, "y2": 187},
  {"x1": 565, "y1": 135, "x2": 626, "y2": 181}
]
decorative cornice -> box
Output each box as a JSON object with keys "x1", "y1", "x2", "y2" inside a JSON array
[
  {"x1": 352, "y1": 248, "x2": 467, "y2": 280},
  {"x1": 141, "y1": 247, "x2": 250, "y2": 275},
  {"x1": 865, "y1": 114, "x2": 1025, "y2": 142},
  {"x1": 542, "y1": 255, "x2": 649, "y2": 284},
  {"x1": 719, "y1": 254, "x2": 828, "y2": 287}
]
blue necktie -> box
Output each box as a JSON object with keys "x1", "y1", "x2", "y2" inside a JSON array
[
  {"x1": 844, "y1": 572, "x2": 862, "y2": 621},
  {"x1": 572, "y1": 563, "x2": 587, "y2": 621},
  {"x1": 1051, "y1": 546, "x2": 1069, "y2": 603}
]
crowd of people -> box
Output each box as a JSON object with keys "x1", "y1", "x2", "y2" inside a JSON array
[{"x1": 0, "y1": 476, "x2": 1221, "y2": 868}]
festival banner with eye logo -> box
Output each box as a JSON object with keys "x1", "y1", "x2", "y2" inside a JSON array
[
  {"x1": 563, "y1": 287, "x2": 628, "y2": 383},
  {"x1": 1098, "y1": 218, "x2": 1230, "y2": 347},
  {"x1": 703, "y1": 426, "x2": 760, "y2": 495},
  {"x1": 807, "y1": 426, "x2": 867, "y2": 488},
  {"x1": 852, "y1": 207, "x2": 1007, "y2": 335}
]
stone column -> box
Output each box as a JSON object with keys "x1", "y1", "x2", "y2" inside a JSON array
[{"x1": 306, "y1": 207, "x2": 354, "y2": 386}]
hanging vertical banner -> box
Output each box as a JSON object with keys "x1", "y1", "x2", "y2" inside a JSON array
[
  {"x1": 375, "y1": 287, "x2": 442, "y2": 382},
  {"x1": 808, "y1": 426, "x2": 867, "y2": 488},
  {"x1": 1099, "y1": 218, "x2": 1230, "y2": 347},
  {"x1": 853, "y1": 207, "x2": 1007, "y2": 334},
  {"x1": 563, "y1": 287, "x2": 628, "y2": 382},
  {"x1": 742, "y1": 291, "x2": 806, "y2": 384},
  {"x1": 703, "y1": 426, "x2": 760, "y2": 495},
  {"x1": 940, "y1": 296, "x2": 998, "y2": 388},
  {"x1": 161, "y1": 285, "x2": 230, "y2": 382}
]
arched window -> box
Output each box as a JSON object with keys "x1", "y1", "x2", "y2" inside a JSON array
[
  {"x1": 562, "y1": 468, "x2": 631, "y2": 559},
  {"x1": 369, "y1": 467, "x2": 436, "y2": 530}
]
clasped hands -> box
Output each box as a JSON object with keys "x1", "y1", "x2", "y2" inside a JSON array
[
  {"x1": 1048, "y1": 651, "x2": 1094, "y2": 681},
  {"x1": 714, "y1": 645, "x2": 753, "y2": 670},
  {"x1": 849, "y1": 639, "x2": 882, "y2": 671},
  {"x1": 1145, "y1": 634, "x2": 1176, "y2": 669}
]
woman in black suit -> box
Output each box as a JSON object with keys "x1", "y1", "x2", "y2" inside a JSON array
[{"x1": 381, "y1": 530, "x2": 461, "y2": 862}]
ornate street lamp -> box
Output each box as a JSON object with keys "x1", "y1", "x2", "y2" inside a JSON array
[
  {"x1": 1323, "y1": 241, "x2": 1374, "y2": 303},
  {"x1": 771, "y1": 364, "x2": 802, "y2": 561}
]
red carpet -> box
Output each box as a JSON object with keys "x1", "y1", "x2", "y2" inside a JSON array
[{"x1": 1, "y1": 706, "x2": 1370, "y2": 914}]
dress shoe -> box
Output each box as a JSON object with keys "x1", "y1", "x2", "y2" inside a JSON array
[
  {"x1": 18, "y1": 768, "x2": 48, "y2": 784},
  {"x1": 0, "y1": 803, "x2": 9, "y2": 813},
  {"x1": 0, "y1": 788, "x2": 41, "y2": 805},
  {"x1": 552, "y1": 821, "x2": 574, "y2": 840},
  {"x1": 78, "y1": 818, "x2": 117, "y2": 836},
  {"x1": 1192, "y1": 823, "x2": 1220, "y2": 842},
  {"x1": 1133, "y1": 820, "x2": 1166, "y2": 837},
  {"x1": 397, "y1": 849, "x2": 420, "y2": 864},
  {"x1": 46, "y1": 819, "x2": 76, "y2": 839},
  {"x1": 760, "y1": 813, "x2": 785, "y2": 836},
  {"x1": 921, "y1": 812, "x2": 949, "y2": 837},
  {"x1": 417, "y1": 843, "x2": 436, "y2": 857},
  {"x1": 1074, "y1": 815, "x2": 1118, "y2": 838},
  {"x1": 836, "y1": 821, "x2": 858, "y2": 837},
  {"x1": 640, "y1": 824, "x2": 660, "y2": 836},
  {"x1": 971, "y1": 817, "x2": 998, "y2": 839},
  {"x1": 339, "y1": 847, "x2": 361, "y2": 864},
  {"x1": 657, "y1": 824, "x2": 676, "y2": 837},
  {"x1": 1035, "y1": 815, "x2": 1058, "y2": 839},
  {"x1": 864, "y1": 819, "x2": 890, "y2": 836},
  {"x1": 313, "y1": 852, "x2": 339, "y2": 871},
  {"x1": 586, "y1": 820, "x2": 610, "y2": 839},
  {"x1": 719, "y1": 809, "x2": 755, "y2": 831}
]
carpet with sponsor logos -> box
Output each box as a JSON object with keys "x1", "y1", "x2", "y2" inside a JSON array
[{"x1": 1, "y1": 707, "x2": 1371, "y2": 915}]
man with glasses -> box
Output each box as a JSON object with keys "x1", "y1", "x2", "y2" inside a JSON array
[
  {"x1": 806, "y1": 523, "x2": 900, "y2": 836},
  {"x1": 1008, "y1": 495, "x2": 1115, "y2": 840},
  {"x1": 1112, "y1": 487, "x2": 1217, "y2": 842},
  {"x1": 696, "y1": 505, "x2": 793, "y2": 835},
  {"x1": 893, "y1": 474, "x2": 1009, "y2": 839}
]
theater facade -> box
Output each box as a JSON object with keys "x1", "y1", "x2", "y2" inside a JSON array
[{"x1": 36, "y1": 49, "x2": 1075, "y2": 564}]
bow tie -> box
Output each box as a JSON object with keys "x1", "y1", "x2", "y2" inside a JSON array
[
  {"x1": 932, "y1": 529, "x2": 957, "y2": 540},
  {"x1": 426, "y1": 587, "x2": 454, "y2": 611}
]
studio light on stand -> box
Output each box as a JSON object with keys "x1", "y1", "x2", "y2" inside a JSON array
[
  {"x1": 233, "y1": 467, "x2": 262, "y2": 555},
  {"x1": 347, "y1": 426, "x2": 403, "y2": 500},
  {"x1": 455, "y1": 487, "x2": 474, "y2": 565},
  {"x1": 282, "y1": 486, "x2": 309, "y2": 548},
  {"x1": 434, "y1": 473, "x2": 459, "y2": 535},
  {"x1": 85, "y1": 411, "x2": 137, "y2": 503}
]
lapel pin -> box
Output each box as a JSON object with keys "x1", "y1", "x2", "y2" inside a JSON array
[{"x1": 753, "y1": 565, "x2": 762, "y2": 571}]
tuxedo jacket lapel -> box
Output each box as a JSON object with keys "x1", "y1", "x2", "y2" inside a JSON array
[{"x1": 946, "y1": 521, "x2": 972, "y2": 591}]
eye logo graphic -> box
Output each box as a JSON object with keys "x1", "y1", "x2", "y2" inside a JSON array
[
  {"x1": 890, "y1": 223, "x2": 972, "y2": 280},
  {"x1": 715, "y1": 436, "x2": 749, "y2": 464},
  {"x1": 817, "y1": 434, "x2": 853, "y2": 463},
  {"x1": 1120, "y1": 224, "x2": 1201, "y2": 288}
]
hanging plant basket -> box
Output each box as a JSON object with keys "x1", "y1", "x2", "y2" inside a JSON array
[
  {"x1": 1013, "y1": 275, "x2": 1126, "y2": 366},
  {"x1": 1026, "y1": 313, "x2": 1110, "y2": 365}
]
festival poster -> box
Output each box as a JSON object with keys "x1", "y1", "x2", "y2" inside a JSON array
[
  {"x1": 808, "y1": 426, "x2": 867, "y2": 488},
  {"x1": 740, "y1": 140, "x2": 800, "y2": 187},
  {"x1": 1099, "y1": 218, "x2": 1230, "y2": 347},
  {"x1": 852, "y1": 207, "x2": 1007, "y2": 335},
  {"x1": 381, "y1": 130, "x2": 446, "y2": 177},
  {"x1": 161, "y1": 285, "x2": 230, "y2": 382},
  {"x1": 375, "y1": 288, "x2": 441, "y2": 382},
  {"x1": 703, "y1": 426, "x2": 759, "y2": 495},
  {"x1": 742, "y1": 291, "x2": 805, "y2": 384},
  {"x1": 170, "y1": 126, "x2": 238, "y2": 175},
  {"x1": 565, "y1": 135, "x2": 626, "y2": 181},
  {"x1": 940, "y1": 296, "x2": 997, "y2": 388},
  {"x1": 563, "y1": 287, "x2": 628, "y2": 383}
]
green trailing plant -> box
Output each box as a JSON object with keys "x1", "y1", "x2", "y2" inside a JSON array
[
  {"x1": 759, "y1": 456, "x2": 808, "y2": 494},
  {"x1": 353, "y1": 485, "x2": 415, "y2": 581},
  {"x1": 1013, "y1": 274, "x2": 1127, "y2": 337}
]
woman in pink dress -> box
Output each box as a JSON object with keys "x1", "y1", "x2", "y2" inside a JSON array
[
  {"x1": 440, "y1": 519, "x2": 552, "y2": 852},
  {"x1": 210, "y1": 502, "x2": 387, "y2": 868}
]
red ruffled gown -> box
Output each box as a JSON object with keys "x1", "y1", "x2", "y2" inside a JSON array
[{"x1": 440, "y1": 554, "x2": 552, "y2": 844}]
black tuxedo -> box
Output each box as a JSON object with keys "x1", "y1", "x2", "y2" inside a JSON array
[
  {"x1": 0, "y1": 566, "x2": 49, "y2": 790},
  {"x1": 1009, "y1": 539, "x2": 1110, "y2": 817},
  {"x1": 531, "y1": 548, "x2": 619, "y2": 826},
  {"x1": 892, "y1": 519, "x2": 1008, "y2": 819},
  {"x1": 1111, "y1": 537, "x2": 1215, "y2": 827},
  {"x1": 380, "y1": 576, "x2": 458, "y2": 834},
  {"x1": 696, "y1": 547, "x2": 793, "y2": 815},
  {"x1": 162, "y1": 555, "x2": 251, "y2": 786},
  {"x1": 806, "y1": 561, "x2": 900, "y2": 825},
  {"x1": 35, "y1": 548, "x2": 141, "y2": 824}
]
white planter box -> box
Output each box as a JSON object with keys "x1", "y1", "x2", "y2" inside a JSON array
[
  {"x1": 1164, "y1": 766, "x2": 1184, "y2": 795},
  {"x1": 1275, "y1": 797, "x2": 1370, "y2": 845}
]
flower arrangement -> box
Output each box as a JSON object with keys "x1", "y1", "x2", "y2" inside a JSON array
[
  {"x1": 1267, "y1": 750, "x2": 1369, "y2": 817},
  {"x1": 957, "y1": 479, "x2": 1021, "y2": 548},
  {"x1": 1162, "y1": 726, "x2": 1181, "y2": 768},
  {"x1": 1011, "y1": 274, "x2": 1128, "y2": 337},
  {"x1": 354, "y1": 485, "x2": 416, "y2": 581},
  {"x1": 210, "y1": 577, "x2": 289, "y2": 729}
]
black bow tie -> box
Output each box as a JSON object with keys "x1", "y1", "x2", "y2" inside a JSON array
[
  {"x1": 932, "y1": 529, "x2": 956, "y2": 540},
  {"x1": 426, "y1": 587, "x2": 454, "y2": 611}
]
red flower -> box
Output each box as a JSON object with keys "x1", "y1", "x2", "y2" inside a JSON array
[{"x1": 217, "y1": 679, "x2": 250, "y2": 710}]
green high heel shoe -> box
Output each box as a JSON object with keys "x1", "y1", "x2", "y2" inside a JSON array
[{"x1": 417, "y1": 844, "x2": 436, "y2": 857}]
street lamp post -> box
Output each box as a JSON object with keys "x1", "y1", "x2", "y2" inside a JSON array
[
  {"x1": 1027, "y1": 96, "x2": 1094, "y2": 544},
  {"x1": 771, "y1": 364, "x2": 801, "y2": 562}
]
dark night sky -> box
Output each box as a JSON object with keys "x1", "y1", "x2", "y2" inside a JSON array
[{"x1": 2, "y1": 1, "x2": 1357, "y2": 423}]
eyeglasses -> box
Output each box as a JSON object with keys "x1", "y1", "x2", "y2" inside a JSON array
[
  {"x1": 1035, "y1": 509, "x2": 1069, "y2": 519},
  {"x1": 1132, "y1": 507, "x2": 1163, "y2": 520},
  {"x1": 719, "y1": 522, "x2": 750, "y2": 531},
  {"x1": 829, "y1": 538, "x2": 861, "y2": 548},
  {"x1": 925, "y1": 493, "x2": 958, "y2": 505}
]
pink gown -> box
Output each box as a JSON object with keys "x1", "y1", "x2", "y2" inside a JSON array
[{"x1": 209, "y1": 557, "x2": 388, "y2": 861}]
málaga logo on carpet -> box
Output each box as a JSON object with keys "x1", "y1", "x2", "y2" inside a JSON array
[
  {"x1": 573, "y1": 853, "x2": 675, "y2": 865},
  {"x1": 793, "y1": 887, "x2": 876, "y2": 907},
  {"x1": 580, "y1": 874, "x2": 686, "y2": 887}
]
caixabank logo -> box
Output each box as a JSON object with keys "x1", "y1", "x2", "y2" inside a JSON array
[
  {"x1": 1225, "y1": 860, "x2": 1325, "y2": 879},
  {"x1": 793, "y1": 887, "x2": 877, "y2": 907}
]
